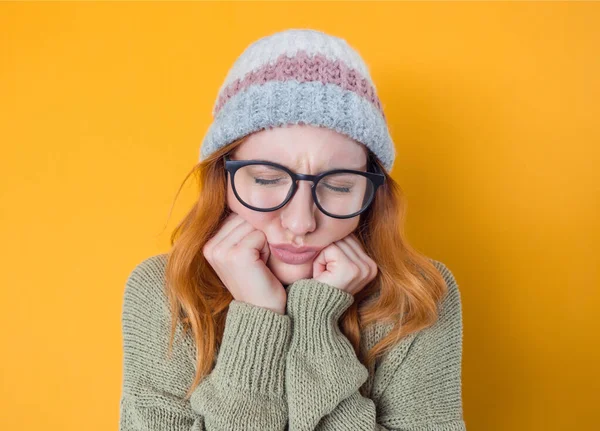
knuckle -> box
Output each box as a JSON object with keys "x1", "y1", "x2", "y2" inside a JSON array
[
  {"x1": 369, "y1": 260, "x2": 378, "y2": 274},
  {"x1": 349, "y1": 263, "x2": 361, "y2": 277},
  {"x1": 212, "y1": 247, "x2": 226, "y2": 263},
  {"x1": 229, "y1": 247, "x2": 242, "y2": 261}
]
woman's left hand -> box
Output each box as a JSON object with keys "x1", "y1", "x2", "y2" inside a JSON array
[{"x1": 313, "y1": 233, "x2": 378, "y2": 295}]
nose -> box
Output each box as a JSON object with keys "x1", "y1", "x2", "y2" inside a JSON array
[{"x1": 279, "y1": 180, "x2": 317, "y2": 235}]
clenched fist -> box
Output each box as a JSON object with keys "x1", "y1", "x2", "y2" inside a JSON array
[{"x1": 202, "y1": 212, "x2": 287, "y2": 315}]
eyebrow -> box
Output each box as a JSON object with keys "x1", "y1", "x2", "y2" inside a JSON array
[{"x1": 252, "y1": 158, "x2": 367, "y2": 172}]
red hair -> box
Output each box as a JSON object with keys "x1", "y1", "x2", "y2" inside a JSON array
[{"x1": 162, "y1": 136, "x2": 448, "y2": 400}]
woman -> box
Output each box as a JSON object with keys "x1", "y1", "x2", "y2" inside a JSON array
[{"x1": 119, "y1": 28, "x2": 466, "y2": 430}]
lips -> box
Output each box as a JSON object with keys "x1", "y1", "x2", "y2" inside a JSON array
[
  {"x1": 269, "y1": 243, "x2": 322, "y2": 253},
  {"x1": 270, "y1": 245, "x2": 318, "y2": 265}
]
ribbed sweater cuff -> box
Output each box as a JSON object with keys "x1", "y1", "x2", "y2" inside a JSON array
[
  {"x1": 212, "y1": 300, "x2": 291, "y2": 395},
  {"x1": 285, "y1": 278, "x2": 355, "y2": 356}
]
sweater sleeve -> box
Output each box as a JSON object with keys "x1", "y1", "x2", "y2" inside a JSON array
[
  {"x1": 284, "y1": 260, "x2": 466, "y2": 431},
  {"x1": 189, "y1": 300, "x2": 291, "y2": 430},
  {"x1": 119, "y1": 255, "x2": 292, "y2": 431}
]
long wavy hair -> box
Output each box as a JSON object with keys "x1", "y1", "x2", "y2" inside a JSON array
[{"x1": 162, "y1": 134, "x2": 449, "y2": 400}]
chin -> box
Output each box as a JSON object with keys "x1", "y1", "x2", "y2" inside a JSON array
[{"x1": 267, "y1": 257, "x2": 313, "y2": 285}]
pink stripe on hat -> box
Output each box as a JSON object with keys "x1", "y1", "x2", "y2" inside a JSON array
[{"x1": 214, "y1": 50, "x2": 384, "y2": 119}]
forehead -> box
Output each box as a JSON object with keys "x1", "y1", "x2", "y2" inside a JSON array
[{"x1": 234, "y1": 124, "x2": 367, "y2": 170}]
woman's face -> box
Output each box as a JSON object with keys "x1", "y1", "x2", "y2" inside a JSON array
[{"x1": 226, "y1": 124, "x2": 368, "y2": 285}]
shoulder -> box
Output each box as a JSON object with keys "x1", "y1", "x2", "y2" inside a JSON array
[
  {"x1": 406, "y1": 258, "x2": 463, "y2": 368},
  {"x1": 124, "y1": 253, "x2": 169, "y2": 293},
  {"x1": 373, "y1": 259, "x2": 465, "y2": 427},
  {"x1": 121, "y1": 252, "x2": 184, "y2": 352},
  {"x1": 371, "y1": 258, "x2": 464, "y2": 368},
  {"x1": 122, "y1": 253, "x2": 170, "y2": 316},
  {"x1": 430, "y1": 258, "x2": 459, "y2": 289},
  {"x1": 370, "y1": 258, "x2": 463, "y2": 340},
  {"x1": 120, "y1": 253, "x2": 198, "y2": 403},
  {"x1": 429, "y1": 258, "x2": 463, "y2": 320},
  {"x1": 367, "y1": 259, "x2": 463, "y2": 370}
]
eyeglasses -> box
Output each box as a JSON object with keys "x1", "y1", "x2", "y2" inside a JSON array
[{"x1": 223, "y1": 155, "x2": 385, "y2": 219}]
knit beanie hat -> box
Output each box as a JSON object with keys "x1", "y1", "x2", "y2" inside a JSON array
[{"x1": 199, "y1": 28, "x2": 395, "y2": 173}]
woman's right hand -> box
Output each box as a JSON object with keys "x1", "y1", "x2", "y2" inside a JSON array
[{"x1": 202, "y1": 212, "x2": 287, "y2": 315}]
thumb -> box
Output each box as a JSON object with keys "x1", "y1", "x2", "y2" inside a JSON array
[
  {"x1": 312, "y1": 247, "x2": 329, "y2": 279},
  {"x1": 258, "y1": 234, "x2": 270, "y2": 265},
  {"x1": 238, "y1": 230, "x2": 270, "y2": 265}
]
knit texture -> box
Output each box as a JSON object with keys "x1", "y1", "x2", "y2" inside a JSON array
[
  {"x1": 199, "y1": 28, "x2": 396, "y2": 173},
  {"x1": 119, "y1": 254, "x2": 466, "y2": 430}
]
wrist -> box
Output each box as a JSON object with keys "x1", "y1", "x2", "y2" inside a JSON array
[
  {"x1": 285, "y1": 278, "x2": 355, "y2": 355},
  {"x1": 213, "y1": 300, "x2": 291, "y2": 395}
]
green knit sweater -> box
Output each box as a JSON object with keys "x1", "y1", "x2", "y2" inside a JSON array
[{"x1": 119, "y1": 253, "x2": 466, "y2": 430}]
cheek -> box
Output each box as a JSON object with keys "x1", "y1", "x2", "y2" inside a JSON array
[
  {"x1": 226, "y1": 179, "x2": 252, "y2": 216},
  {"x1": 226, "y1": 184, "x2": 240, "y2": 212},
  {"x1": 327, "y1": 218, "x2": 360, "y2": 240},
  {"x1": 227, "y1": 184, "x2": 274, "y2": 229}
]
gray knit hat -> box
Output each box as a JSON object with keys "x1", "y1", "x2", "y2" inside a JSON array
[{"x1": 199, "y1": 28, "x2": 395, "y2": 172}]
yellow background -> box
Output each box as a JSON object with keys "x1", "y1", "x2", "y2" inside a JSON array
[{"x1": 1, "y1": 2, "x2": 598, "y2": 430}]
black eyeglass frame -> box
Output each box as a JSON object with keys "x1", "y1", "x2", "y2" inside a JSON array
[{"x1": 223, "y1": 154, "x2": 385, "y2": 219}]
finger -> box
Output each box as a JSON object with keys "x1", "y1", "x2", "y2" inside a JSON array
[
  {"x1": 214, "y1": 219, "x2": 256, "y2": 252},
  {"x1": 335, "y1": 237, "x2": 370, "y2": 278},
  {"x1": 344, "y1": 234, "x2": 378, "y2": 280},
  {"x1": 334, "y1": 236, "x2": 361, "y2": 262},
  {"x1": 313, "y1": 242, "x2": 343, "y2": 274},
  {"x1": 237, "y1": 229, "x2": 270, "y2": 264},
  {"x1": 206, "y1": 213, "x2": 244, "y2": 248},
  {"x1": 342, "y1": 234, "x2": 368, "y2": 260}
]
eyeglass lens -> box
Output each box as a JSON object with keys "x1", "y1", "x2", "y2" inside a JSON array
[{"x1": 233, "y1": 164, "x2": 375, "y2": 217}]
